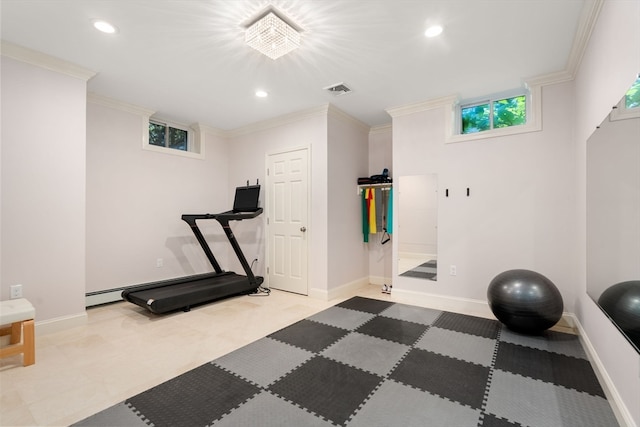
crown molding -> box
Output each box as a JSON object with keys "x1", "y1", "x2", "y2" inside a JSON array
[
  {"x1": 226, "y1": 104, "x2": 331, "y2": 137},
  {"x1": 1, "y1": 40, "x2": 96, "y2": 81},
  {"x1": 565, "y1": 0, "x2": 604, "y2": 78},
  {"x1": 369, "y1": 123, "x2": 392, "y2": 135},
  {"x1": 386, "y1": 94, "x2": 458, "y2": 119},
  {"x1": 87, "y1": 93, "x2": 155, "y2": 117},
  {"x1": 524, "y1": 70, "x2": 575, "y2": 88},
  {"x1": 192, "y1": 123, "x2": 227, "y2": 138},
  {"x1": 524, "y1": 0, "x2": 603, "y2": 88},
  {"x1": 327, "y1": 104, "x2": 370, "y2": 133}
]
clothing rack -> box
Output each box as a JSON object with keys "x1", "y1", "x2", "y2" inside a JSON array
[{"x1": 356, "y1": 183, "x2": 392, "y2": 195}]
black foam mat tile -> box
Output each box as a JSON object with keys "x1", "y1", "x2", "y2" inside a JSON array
[
  {"x1": 268, "y1": 356, "x2": 382, "y2": 425},
  {"x1": 126, "y1": 363, "x2": 260, "y2": 427},
  {"x1": 356, "y1": 315, "x2": 429, "y2": 346},
  {"x1": 390, "y1": 348, "x2": 490, "y2": 409},
  {"x1": 336, "y1": 296, "x2": 395, "y2": 314},
  {"x1": 433, "y1": 311, "x2": 500, "y2": 339},
  {"x1": 479, "y1": 413, "x2": 524, "y2": 427},
  {"x1": 268, "y1": 319, "x2": 349, "y2": 353},
  {"x1": 494, "y1": 342, "x2": 605, "y2": 397}
]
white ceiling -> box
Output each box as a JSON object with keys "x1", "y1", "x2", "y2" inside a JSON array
[{"x1": 1, "y1": 0, "x2": 587, "y2": 130}]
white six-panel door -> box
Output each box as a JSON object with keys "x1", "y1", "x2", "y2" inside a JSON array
[{"x1": 266, "y1": 148, "x2": 309, "y2": 295}]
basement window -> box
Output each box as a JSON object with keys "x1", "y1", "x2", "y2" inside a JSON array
[
  {"x1": 461, "y1": 94, "x2": 527, "y2": 134},
  {"x1": 624, "y1": 76, "x2": 640, "y2": 109},
  {"x1": 149, "y1": 120, "x2": 190, "y2": 151},
  {"x1": 446, "y1": 85, "x2": 541, "y2": 144},
  {"x1": 611, "y1": 76, "x2": 640, "y2": 122},
  {"x1": 144, "y1": 118, "x2": 204, "y2": 159}
]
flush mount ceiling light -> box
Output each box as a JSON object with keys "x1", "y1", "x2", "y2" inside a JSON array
[
  {"x1": 244, "y1": 7, "x2": 301, "y2": 60},
  {"x1": 424, "y1": 25, "x2": 443, "y2": 38},
  {"x1": 92, "y1": 19, "x2": 118, "y2": 34}
]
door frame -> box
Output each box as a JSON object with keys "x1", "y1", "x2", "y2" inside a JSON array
[{"x1": 264, "y1": 145, "x2": 311, "y2": 293}]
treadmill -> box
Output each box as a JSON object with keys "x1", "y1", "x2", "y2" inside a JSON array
[{"x1": 122, "y1": 184, "x2": 264, "y2": 314}]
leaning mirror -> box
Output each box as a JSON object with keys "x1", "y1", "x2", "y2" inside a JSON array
[
  {"x1": 586, "y1": 76, "x2": 640, "y2": 352},
  {"x1": 397, "y1": 174, "x2": 438, "y2": 280}
]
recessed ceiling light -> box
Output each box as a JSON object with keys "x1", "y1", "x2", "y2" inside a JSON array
[
  {"x1": 93, "y1": 20, "x2": 118, "y2": 34},
  {"x1": 255, "y1": 90, "x2": 268, "y2": 98},
  {"x1": 425, "y1": 25, "x2": 443, "y2": 38}
]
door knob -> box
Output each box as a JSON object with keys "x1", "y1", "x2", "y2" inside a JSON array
[{"x1": 300, "y1": 226, "x2": 307, "y2": 232}]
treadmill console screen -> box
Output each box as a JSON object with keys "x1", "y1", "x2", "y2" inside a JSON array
[{"x1": 233, "y1": 185, "x2": 260, "y2": 212}]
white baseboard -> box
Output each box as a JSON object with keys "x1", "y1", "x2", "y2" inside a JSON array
[
  {"x1": 35, "y1": 312, "x2": 87, "y2": 336},
  {"x1": 309, "y1": 276, "x2": 370, "y2": 301},
  {"x1": 389, "y1": 287, "x2": 495, "y2": 320},
  {"x1": 571, "y1": 314, "x2": 636, "y2": 427},
  {"x1": 369, "y1": 275, "x2": 392, "y2": 286}
]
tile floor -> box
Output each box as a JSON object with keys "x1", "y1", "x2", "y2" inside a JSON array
[{"x1": 1, "y1": 285, "x2": 391, "y2": 426}]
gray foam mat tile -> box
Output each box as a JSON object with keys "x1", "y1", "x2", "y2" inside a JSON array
[
  {"x1": 499, "y1": 328, "x2": 588, "y2": 359},
  {"x1": 72, "y1": 402, "x2": 151, "y2": 427},
  {"x1": 416, "y1": 326, "x2": 497, "y2": 367},
  {"x1": 379, "y1": 303, "x2": 442, "y2": 325},
  {"x1": 321, "y1": 331, "x2": 410, "y2": 376},
  {"x1": 214, "y1": 391, "x2": 335, "y2": 427},
  {"x1": 214, "y1": 337, "x2": 313, "y2": 387},
  {"x1": 347, "y1": 379, "x2": 481, "y2": 427},
  {"x1": 307, "y1": 305, "x2": 376, "y2": 330},
  {"x1": 485, "y1": 370, "x2": 618, "y2": 427},
  {"x1": 494, "y1": 342, "x2": 605, "y2": 397}
]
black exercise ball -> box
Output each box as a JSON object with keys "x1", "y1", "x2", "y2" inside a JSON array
[
  {"x1": 487, "y1": 269, "x2": 563, "y2": 334},
  {"x1": 598, "y1": 280, "x2": 640, "y2": 348}
]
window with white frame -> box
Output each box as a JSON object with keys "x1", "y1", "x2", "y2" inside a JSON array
[
  {"x1": 445, "y1": 84, "x2": 541, "y2": 144},
  {"x1": 624, "y1": 76, "x2": 640, "y2": 110},
  {"x1": 149, "y1": 119, "x2": 191, "y2": 151},
  {"x1": 460, "y1": 93, "x2": 527, "y2": 134},
  {"x1": 611, "y1": 75, "x2": 640, "y2": 121}
]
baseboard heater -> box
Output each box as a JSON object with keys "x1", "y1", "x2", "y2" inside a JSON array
[{"x1": 85, "y1": 272, "x2": 221, "y2": 308}]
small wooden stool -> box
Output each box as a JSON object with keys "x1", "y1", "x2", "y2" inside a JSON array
[{"x1": 0, "y1": 298, "x2": 35, "y2": 366}]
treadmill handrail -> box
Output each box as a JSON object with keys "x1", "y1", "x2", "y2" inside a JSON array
[
  {"x1": 182, "y1": 208, "x2": 263, "y2": 225},
  {"x1": 180, "y1": 208, "x2": 263, "y2": 285}
]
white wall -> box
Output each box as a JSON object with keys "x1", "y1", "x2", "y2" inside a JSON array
[
  {"x1": 1, "y1": 56, "x2": 88, "y2": 322},
  {"x1": 86, "y1": 101, "x2": 231, "y2": 292},
  {"x1": 226, "y1": 108, "x2": 329, "y2": 295},
  {"x1": 327, "y1": 108, "x2": 370, "y2": 292},
  {"x1": 574, "y1": 1, "x2": 640, "y2": 425},
  {"x1": 391, "y1": 81, "x2": 579, "y2": 311}
]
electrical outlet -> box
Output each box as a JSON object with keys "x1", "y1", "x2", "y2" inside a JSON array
[
  {"x1": 156, "y1": 258, "x2": 163, "y2": 268},
  {"x1": 10, "y1": 284, "x2": 23, "y2": 299},
  {"x1": 449, "y1": 265, "x2": 457, "y2": 276}
]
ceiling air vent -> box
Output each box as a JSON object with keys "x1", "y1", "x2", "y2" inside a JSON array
[{"x1": 324, "y1": 82, "x2": 352, "y2": 96}]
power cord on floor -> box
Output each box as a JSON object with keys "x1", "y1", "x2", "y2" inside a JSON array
[{"x1": 248, "y1": 258, "x2": 271, "y2": 297}]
